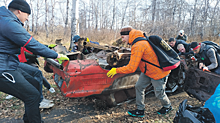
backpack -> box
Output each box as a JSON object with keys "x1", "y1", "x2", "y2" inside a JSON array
[
  {"x1": 132, "y1": 33, "x2": 180, "y2": 71},
  {"x1": 173, "y1": 99, "x2": 215, "y2": 123},
  {"x1": 202, "y1": 41, "x2": 220, "y2": 54}
]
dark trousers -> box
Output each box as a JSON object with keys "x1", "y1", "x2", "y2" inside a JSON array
[
  {"x1": 18, "y1": 63, "x2": 44, "y2": 101},
  {"x1": 0, "y1": 68, "x2": 41, "y2": 123},
  {"x1": 28, "y1": 63, "x2": 51, "y2": 90},
  {"x1": 43, "y1": 76, "x2": 51, "y2": 89}
]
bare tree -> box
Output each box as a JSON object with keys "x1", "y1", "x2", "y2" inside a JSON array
[
  {"x1": 34, "y1": 0, "x2": 44, "y2": 34},
  {"x1": 45, "y1": 0, "x2": 48, "y2": 38},
  {"x1": 121, "y1": 0, "x2": 130, "y2": 28},
  {"x1": 190, "y1": 0, "x2": 198, "y2": 36},
  {"x1": 110, "y1": 0, "x2": 116, "y2": 29},
  {"x1": 71, "y1": 0, "x2": 79, "y2": 43},
  {"x1": 64, "y1": 0, "x2": 70, "y2": 35},
  {"x1": 2, "y1": 0, "x2": 8, "y2": 7}
]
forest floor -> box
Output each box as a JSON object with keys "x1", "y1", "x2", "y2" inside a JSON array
[{"x1": 0, "y1": 58, "x2": 204, "y2": 123}]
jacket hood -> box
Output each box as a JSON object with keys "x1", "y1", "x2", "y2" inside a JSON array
[
  {"x1": 0, "y1": 6, "x2": 23, "y2": 26},
  {"x1": 199, "y1": 43, "x2": 206, "y2": 53},
  {"x1": 128, "y1": 29, "x2": 145, "y2": 45}
]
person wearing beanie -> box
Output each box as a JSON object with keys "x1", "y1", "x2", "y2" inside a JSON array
[
  {"x1": 191, "y1": 41, "x2": 220, "y2": 74},
  {"x1": 176, "y1": 30, "x2": 188, "y2": 41},
  {"x1": 0, "y1": 0, "x2": 69, "y2": 122},
  {"x1": 168, "y1": 37, "x2": 190, "y2": 53},
  {"x1": 107, "y1": 26, "x2": 172, "y2": 117}
]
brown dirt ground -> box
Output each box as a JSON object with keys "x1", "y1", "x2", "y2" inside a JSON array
[{"x1": 0, "y1": 58, "x2": 204, "y2": 123}]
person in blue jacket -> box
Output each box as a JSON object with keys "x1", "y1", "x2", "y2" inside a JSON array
[
  {"x1": 70, "y1": 35, "x2": 80, "y2": 52},
  {"x1": 0, "y1": 0, "x2": 69, "y2": 123}
]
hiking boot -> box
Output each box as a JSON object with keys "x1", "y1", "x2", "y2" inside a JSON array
[
  {"x1": 39, "y1": 101, "x2": 54, "y2": 109},
  {"x1": 157, "y1": 106, "x2": 172, "y2": 114},
  {"x1": 127, "y1": 109, "x2": 145, "y2": 117}
]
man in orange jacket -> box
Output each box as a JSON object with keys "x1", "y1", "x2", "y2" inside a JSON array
[{"x1": 107, "y1": 26, "x2": 172, "y2": 117}]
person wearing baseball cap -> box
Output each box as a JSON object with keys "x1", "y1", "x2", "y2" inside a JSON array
[
  {"x1": 176, "y1": 30, "x2": 188, "y2": 41},
  {"x1": 0, "y1": 0, "x2": 69, "y2": 122}
]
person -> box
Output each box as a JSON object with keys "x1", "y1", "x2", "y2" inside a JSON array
[
  {"x1": 107, "y1": 26, "x2": 172, "y2": 117},
  {"x1": 69, "y1": 35, "x2": 80, "y2": 52},
  {"x1": 191, "y1": 42, "x2": 220, "y2": 74},
  {"x1": 0, "y1": 0, "x2": 69, "y2": 122},
  {"x1": 168, "y1": 38, "x2": 190, "y2": 53},
  {"x1": 19, "y1": 48, "x2": 56, "y2": 93},
  {"x1": 53, "y1": 38, "x2": 68, "y2": 55},
  {"x1": 176, "y1": 43, "x2": 194, "y2": 55},
  {"x1": 6, "y1": 48, "x2": 56, "y2": 108},
  {"x1": 82, "y1": 37, "x2": 93, "y2": 54},
  {"x1": 6, "y1": 48, "x2": 56, "y2": 100},
  {"x1": 176, "y1": 30, "x2": 187, "y2": 41}
]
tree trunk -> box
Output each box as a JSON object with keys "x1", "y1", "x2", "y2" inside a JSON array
[
  {"x1": 71, "y1": 0, "x2": 79, "y2": 44},
  {"x1": 45, "y1": 0, "x2": 48, "y2": 38},
  {"x1": 190, "y1": 0, "x2": 198, "y2": 37},
  {"x1": 111, "y1": 0, "x2": 116, "y2": 30},
  {"x1": 64, "y1": 0, "x2": 69, "y2": 35}
]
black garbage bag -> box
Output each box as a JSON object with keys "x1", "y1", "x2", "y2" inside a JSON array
[{"x1": 173, "y1": 99, "x2": 215, "y2": 123}]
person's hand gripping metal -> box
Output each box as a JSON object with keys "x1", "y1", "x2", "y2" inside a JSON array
[{"x1": 107, "y1": 68, "x2": 117, "y2": 78}]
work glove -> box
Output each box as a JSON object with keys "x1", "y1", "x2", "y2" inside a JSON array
[
  {"x1": 48, "y1": 44, "x2": 57, "y2": 48},
  {"x1": 107, "y1": 68, "x2": 117, "y2": 78},
  {"x1": 202, "y1": 66, "x2": 210, "y2": 72},
  {"x1": 190, "y1": 56, "x2": 197, "y2": 61},
  {"x1": 57, "y1": 54, "x2": 69, "y2": 64}
]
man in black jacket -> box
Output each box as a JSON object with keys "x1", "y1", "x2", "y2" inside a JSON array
[
  {"x1": 191, "y1": 42, "x2": 220, "y2": 74},
  {"x1": 168, "y1": 38, "x2": 190, "y2": 53}
]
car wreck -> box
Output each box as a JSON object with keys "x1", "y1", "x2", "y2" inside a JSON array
[{"x1": 45, "y1": 39, "x2": 220, "y2": 106}]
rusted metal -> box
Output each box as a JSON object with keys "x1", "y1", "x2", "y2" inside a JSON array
[
  {"x1": 184, "y1": 67, "x2": 220, "y2": 102},
  {"x1": 46, "y1": 41, "x2": 195, "y2": 106}
]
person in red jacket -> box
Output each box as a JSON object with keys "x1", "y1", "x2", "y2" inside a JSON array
[{"x1": 107, "y1": 26, "x2": 172, "y2": 117}]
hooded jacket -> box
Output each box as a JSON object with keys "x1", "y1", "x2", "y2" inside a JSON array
[
  {"x1": 0, "y1": 6, "x2": 57, "y2": 72},
  {"x1": 116, "y1": 29, "x2": 170, "y2": 80}
]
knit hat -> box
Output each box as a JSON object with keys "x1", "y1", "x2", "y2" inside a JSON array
[
  {"x1": 120, "y1": 26, "x2": 132, "y2": 35},
  {"x1": 168, "y1": 38, "x2": 175, "y2": 42},
  {"x1": 8, "y1": 0, "x2": 31, "y2": 14},
  {"x1": 191, "y1": 42, "x2": 200, "y2": 50}
]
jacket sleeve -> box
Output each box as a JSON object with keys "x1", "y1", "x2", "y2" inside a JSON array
[
  {"x1": 116, "y1": 43, "x2": 145, "y2": 74},
  {"x1": 184, "y1": 35, "x2": 187, "y2": 41},
  {"x1": 206, "y1": 48, "x2": 218, "y2": 70},
  {"x1": 2, "y1": 20, "x2": 58, "y2": 58}
]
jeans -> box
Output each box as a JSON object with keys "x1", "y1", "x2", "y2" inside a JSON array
[
  {"x1": 135, "y1": 72, "x2": 171, "y2": 110},
  {"x1": 18, "y1": 63, "x2": 44, "y2": 101},
  {"x1": 0, "y1": 68, "x2": 41, "y2": 123}
]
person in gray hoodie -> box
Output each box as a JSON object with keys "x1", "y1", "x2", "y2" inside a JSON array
[
  {"x1": 0, "y1": 0, "x2": 69, "y2": 122},
  {"x1": 191, "y1": 42, "x2": 220, "y2": 74}
]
